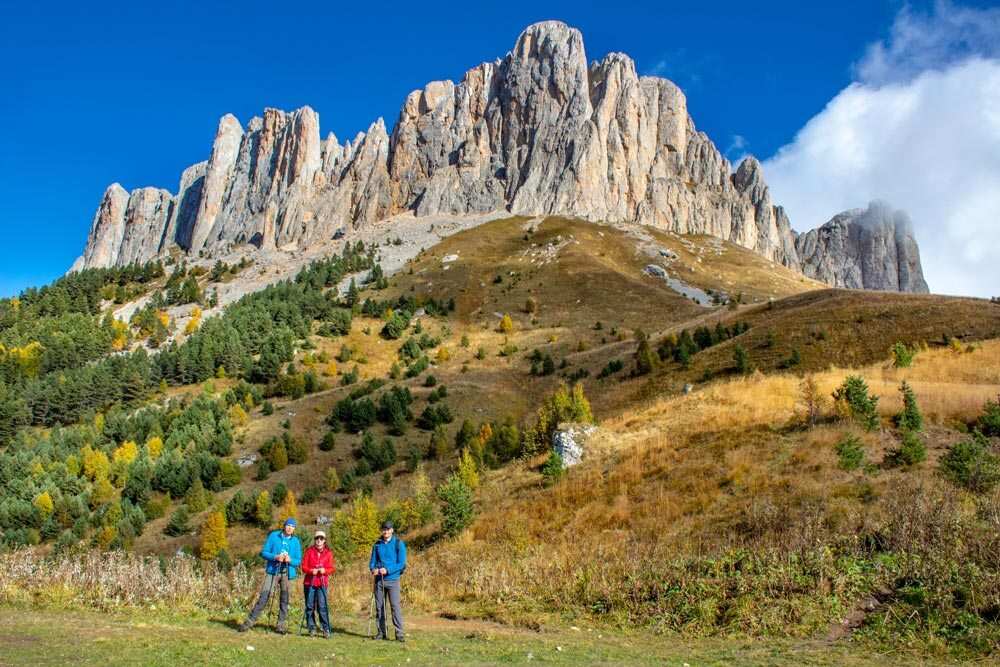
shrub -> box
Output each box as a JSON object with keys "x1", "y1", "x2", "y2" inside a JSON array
[
  {"x1": 300, "y1": 487, "x2": 321, "y2": 504},
  {"x1": 225, "y1": 490, "x2": 253, "y2": 524},
  {"x1": 524, "y1": 297, "x2": 537, "y2": 314},
  {"x1": 522, "y1": 382, "x2": 594, "y2": 455},
  {"x1": 424, "y1": 374, "x2": 437, "y2": 387},
  {"x1": 894, "y1": 381, "x2": 923, "y2": 432},
  {"x1": 833, "y1": 376, "x2": 880, "y2": 431},
  {"x1": 261, "y1": 401, "x2": 274, "y2": 416},
  {"x1": 430, "y1": 425, "x2": 450, "y2": 460},
  {"x1": 164, "y1": 506, "x2": 190, "y2": 536},
  {"x1": 598, "y1": 359, "x2": 623, "y2": 379},
  {"x1": 437, "y1": 474, "x2": 474, "y2": 537},
  {"x1": 499, "y1": 314, "x2": 514, "y2": 334},
  {"x1": 286, "y1": 435, "x2": 308, "y2": 465},
  {"x1": 380, "y1": 311, "x2": 410, "y2": 340},
  {"x1": 634, "y1": 340, "x2": 657, "y2": 376},
  {"x1": 254, "y1": 490, "x2": 272, "y2": 527},
  {"x1": 541, "y1": 451, "x2": 565, "y2": 486},
  {"x1": 733, "y1": 345, "x2": 751, "y2": 375},
  {"x1": 977, "y1": 397, "x2": 1000, "y2": 436},
  {"x1": 835, "y1": 434, "x2": 865, "y2": 471},
  {"x1": 320, "y1": 432, "x2": 336, "y2": 452},
  {"x1": 218, "y1": 460, "x2": 241, "y2": 487},
  {"x1": 325, "y1": 467, "x2": 340, "y2": 493},
  {"x1": 891, "y1": 342, "x2": 915, "y2": 368},
  {"x1": 940, "y1": 433, "x2": 1000, "y2": 492},
  {"x1": 887, "y1": 430, "x2": 927, "y2": 467}
]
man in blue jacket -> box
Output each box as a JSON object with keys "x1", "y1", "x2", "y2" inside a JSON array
[
  {"x1": 369, "y1": 520, "x2": 407, "y2": 641},
  {"x1": 239, "y1": 518, "x2": 303, "y2": 634}
]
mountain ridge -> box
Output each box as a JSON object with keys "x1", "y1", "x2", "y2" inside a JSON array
[{"x1": 71, "y1": 20, "x2": 927, "y2": 293}]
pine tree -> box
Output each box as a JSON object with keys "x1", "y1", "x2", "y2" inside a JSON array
[
  {"x1": 499, "y1": 313, "x2": 514, "y2": 334},
  {"x1": 895, "y1": 381, "x2": 923, "y2": 432},
  {"x1": 199, "y1": 510, "x2": 227, "y2": 560},
  {"x1": 437, "y1": 474, "x2": 474, "y2": 537}
]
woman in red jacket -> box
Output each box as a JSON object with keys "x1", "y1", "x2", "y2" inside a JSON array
[{"x1": 301, "y1": 529, "x2": 335, "y2": 637}]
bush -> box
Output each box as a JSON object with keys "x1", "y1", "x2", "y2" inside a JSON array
[
  {"x1": 886, "y1": 430, "x2": 927, "y2": 467},
  {"x1": 835, "y1": 434, "x2": 865, "y2": 471},
  {"x1": 499, "y1": 313, "x2": 514, "y2": 334},
  {"x1": 977, "y1": 398, "x2": 1000, "y2": 436},
  {"x1": 164, "y1": 506, "x2": 190, "y2": 536},
  {"x1": 833, "y1": 376, "x2": 880, "y2": 431},
  {"x1": 891, "y1": 341, "x2": 915, "y2": 368},
  {"x1": 381, "y1": 311, "x2": 410, "y2": 340},
  {"x1": 541, "y1": 451, "x2": 565, "y2": 486},
  {"x1": 225, "y1": 490, "x2": 253, "y2": 524},
  {"x1": 261, "y1": 401, "x2": 274, "y2": 416},
  {"x1": 325, "y1": 467, "x2": 340, "y2": 493},
  {"x1": 940, "y1": 433, "x2": 1000, "y2": 492},
  {"x1": 437, "y1": 474, "x2": 474, "y2": 537},
  {"x1": 634, "y1": 340, "x2": 658, "y2": 376},
  {"x1": 894, "y1": 381, "x2": 923, "y2": 432},
  {"x1": 733, "y1": 345, "x2": 751, "y2": 375}
]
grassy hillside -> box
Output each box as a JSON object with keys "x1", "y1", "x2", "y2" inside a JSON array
[{"x1": 3, "y1": 216, "x2": 1000, "y2": 661}]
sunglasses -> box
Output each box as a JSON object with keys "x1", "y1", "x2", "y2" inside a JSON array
[{"x1": 315, "y1": 537, "x2": 326, "y2": 541}]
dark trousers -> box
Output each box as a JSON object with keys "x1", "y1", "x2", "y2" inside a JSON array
[
  {"x1": 247, "y1": 569, "x2": 290, "y2": 626},
  {"x1": 304, "y1": 584, "x2": 330, "y2": 632},
  {"x1": 374, "y1": 577, "x2": 404, "y2": 639}
]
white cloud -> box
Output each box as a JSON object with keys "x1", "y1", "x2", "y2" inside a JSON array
[
  {"x1": 857, "y1": 0, "x2": 1000, "y2": 84},
  {"x1": 763, "y1": 2, "x2": 1000, "y2": 297}
]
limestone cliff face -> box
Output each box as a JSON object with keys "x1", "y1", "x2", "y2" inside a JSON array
[
  {"x1": 796, "y1": 201, "x2": 929, "y2": 293},
  {"x1": 70, "y1": 20, "x2": 926, "y2": 293}
]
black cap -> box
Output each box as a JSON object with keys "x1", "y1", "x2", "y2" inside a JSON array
[{"x1": 380, "y1": 521, "x2": 394, "y2": 530}]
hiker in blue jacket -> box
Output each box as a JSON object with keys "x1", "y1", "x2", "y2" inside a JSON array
[
  {"x1": 239, "y1": 518, "x2": 303, "y2": 634},
  {"x1": 369, "y1": 520, "x2": 407, "y2": 641}
]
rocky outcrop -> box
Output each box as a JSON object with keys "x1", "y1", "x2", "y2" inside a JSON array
[
  {"x1": 69, "y1": 20, "x2": 927, "y2": 293},
  {"x1": 796, "y1": 201, "x2": 929, "y2": 293}
]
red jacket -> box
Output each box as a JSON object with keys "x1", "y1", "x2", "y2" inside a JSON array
[{"x1": 301, "y1": 545, "x2": 335, "y2": 588}]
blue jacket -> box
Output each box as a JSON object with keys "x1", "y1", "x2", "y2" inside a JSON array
[
  {"x1": 261, "y1": 530, "x2": 303, "y2": 579},
  {"x1": 369, "y1": 536, "x2": 407, "y2": 581}
]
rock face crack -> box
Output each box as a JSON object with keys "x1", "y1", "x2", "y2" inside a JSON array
[{"x1": 69, "y1": 21, "x2": 928, "y2": 294}]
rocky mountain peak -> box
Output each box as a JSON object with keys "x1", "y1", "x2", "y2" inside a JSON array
[
  {"x1": 796, "y1": 200, "x2": 929, "y2": 292},
  {"x1": 69, "y1": 20, "x2": 928, "y2": 294}
]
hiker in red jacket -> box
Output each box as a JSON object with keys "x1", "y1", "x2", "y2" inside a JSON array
[{"x1": 301, "y1": 529, "x2": 335, "y2": 637}]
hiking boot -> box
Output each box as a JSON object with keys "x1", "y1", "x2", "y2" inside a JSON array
[
  {"x1": 237, "y1": 620, "x2": 252, "y2": 633},
  {"x1": 307, "y1": 628, "x2": 315, "y2": 637},
  {"x1": 275, "y1": 623, "x2": 288, "y2": 635},
  {"x1": 322, "y1": 629, "x2": 331, "y2": 639},
  {"x1": 396, "y1": 635, "x2": 406, "y2": 643},
  {"x1": 373, "y1": 633, "x2": 386, "y2": 641}
]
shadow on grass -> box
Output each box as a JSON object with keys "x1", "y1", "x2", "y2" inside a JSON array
[{"x1": 207, "y1": 616, "x2": 369, "y2": 639}]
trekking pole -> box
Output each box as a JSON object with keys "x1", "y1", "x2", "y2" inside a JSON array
[
  {"x1": 266, "y1": 561, "x2": 288, "y2": 630},
  {"x1": 367, "y1": 570, "x2": 377, "y2": 638}
]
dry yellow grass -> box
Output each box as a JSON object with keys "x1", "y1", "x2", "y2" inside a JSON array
[{"x1": 615, "y1": 338, "x2": 1000, "y2": 439}]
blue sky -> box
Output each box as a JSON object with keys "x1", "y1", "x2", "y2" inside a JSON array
[{"x1": 1, "y1": 0, "x2": 996, "y2": 296}]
